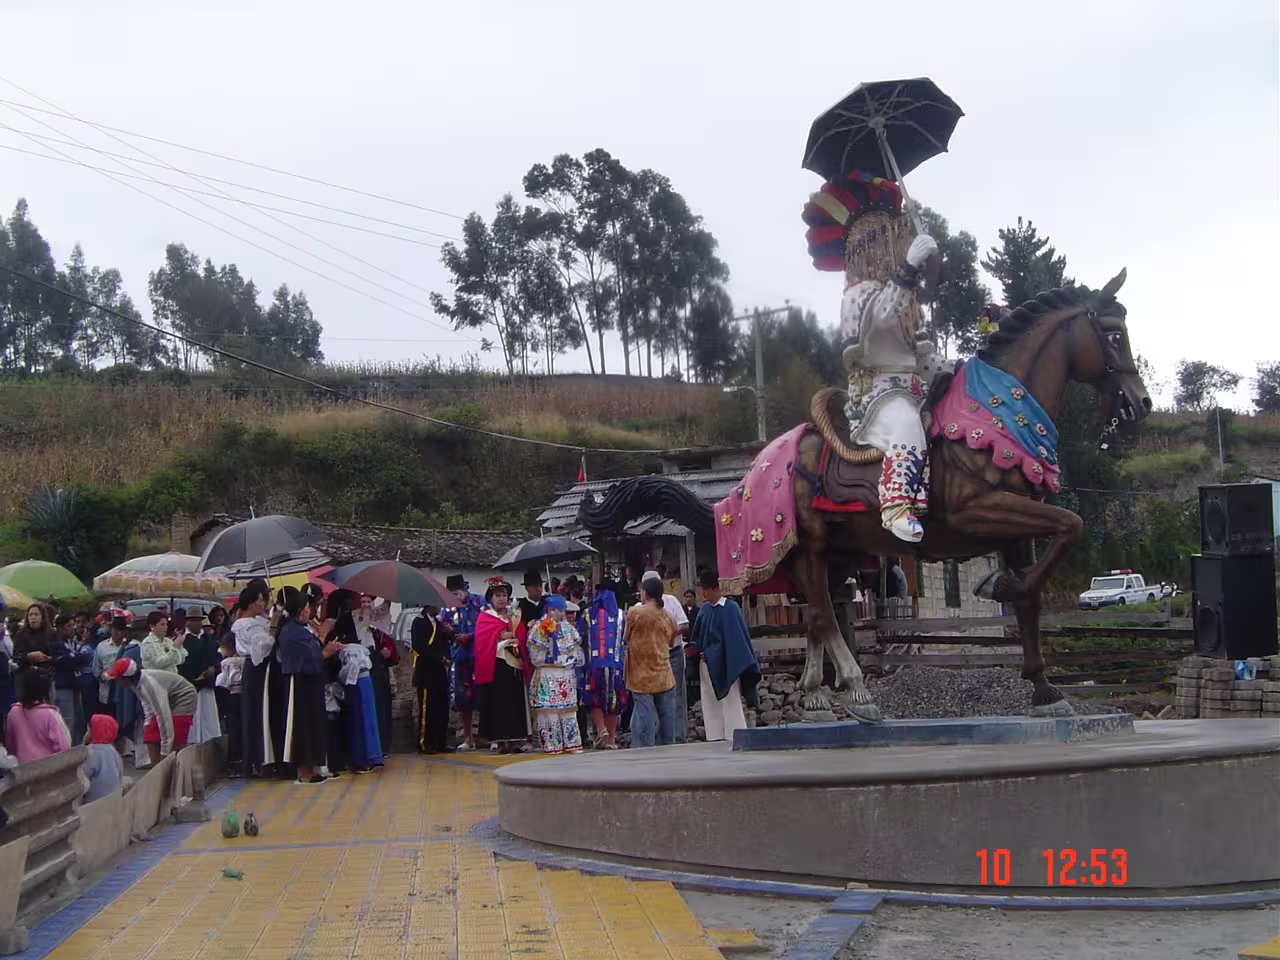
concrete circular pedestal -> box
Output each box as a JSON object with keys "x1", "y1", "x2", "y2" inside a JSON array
[{"x1": 495, "y1": 719, "x2": 1280, "y2": 891}]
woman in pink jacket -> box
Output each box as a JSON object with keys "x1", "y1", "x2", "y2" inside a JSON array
[{"x1": 4, "y1": 670, "x2": 71, "y2": 763}]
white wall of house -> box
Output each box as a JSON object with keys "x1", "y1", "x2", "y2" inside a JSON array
[{"x1": 915, "y1": 555, "x2": 1005, "y2": 636}]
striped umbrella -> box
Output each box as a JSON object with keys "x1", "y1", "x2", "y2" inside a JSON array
[
  {"x1": 93, "y1": 552, "x2": 234, "y2": 599},
  {"x1": 318, "y1": 561, "x2": 452, "y2": 607}
]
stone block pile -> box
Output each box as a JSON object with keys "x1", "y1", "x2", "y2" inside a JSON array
[{"x1": 1175, "y1": 655, "x2": 1280, "y2": 719}]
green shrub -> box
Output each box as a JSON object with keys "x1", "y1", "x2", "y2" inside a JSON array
[{"x1": 1119, "y1": 448, "x2": 1211, "y2": 486}]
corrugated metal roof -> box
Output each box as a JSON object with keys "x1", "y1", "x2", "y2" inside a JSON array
[{"x1": 537, "y1": 468, "x2": 746, "y2": 538}]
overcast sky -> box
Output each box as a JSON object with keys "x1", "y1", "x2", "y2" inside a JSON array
[{"x1": 2, "y1": 1, "x2": 1277, "y2": 407}]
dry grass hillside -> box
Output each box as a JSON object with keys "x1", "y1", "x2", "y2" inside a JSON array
[{"x1": 0, "y1": 375, "x2": 744, "y2": 522}]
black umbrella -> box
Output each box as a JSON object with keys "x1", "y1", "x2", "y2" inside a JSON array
[
  {"x1": 802, "y1": 77, "x2": 963, "y2": 230},
  {"x1": 492, "y1": 536, "x2": 596, "y2": 572},
  {"x1": 196, "y1": 515, "x2": 328, "y2": 573}
]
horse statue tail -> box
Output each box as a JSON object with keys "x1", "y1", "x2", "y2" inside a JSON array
[
  {"x1": 577, "y1": 476, "x2": 715, "y2": 536},
  {"x1": 810, "y1": 387, "x2": 883, "y2": 464}
]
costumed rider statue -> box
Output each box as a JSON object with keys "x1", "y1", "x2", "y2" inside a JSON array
[{"x1": 802, "y1": 170, "x2": 944, "y2": 543}]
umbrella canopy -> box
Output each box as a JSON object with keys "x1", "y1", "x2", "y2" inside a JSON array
[
  {"x1": 318, "y1": 561, "x2": 452, "y2": 607},
  {"x1": 197, "y1": 516, "x2": 328, "y2": 572},
  {"x1": 0, "y1": 560, "x2": 87, "y2": 603},
  {"x1": 802, "y1": 78, "x2": 963, "y2": 184},
  {"x1": 0, "y1": 584, "x2": 36, "y2": 612},
  {"x1": 221, "y1": 548, "x2": 332, "y2": 582},
  {"x1": 493, "y1": 536, "x2": 596, "y2": 572},
  {"x1": 93, "y1": 552, "x2": 235, "y2": 599}
]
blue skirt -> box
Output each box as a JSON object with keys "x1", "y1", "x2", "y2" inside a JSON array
[{"x1": 344, "y1": 673, "x2": 383, "y2": 768}]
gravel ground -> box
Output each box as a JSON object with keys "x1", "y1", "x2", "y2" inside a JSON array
[
  {"x1": 866, "y1": 666, "x2": 1120, "y2": 718},
  {"x1": 841, "y1": 903, "x2": 1280, "y2": 960},
  {"x1": 681, "y1": 890, "x2": 825, "y2": 958}
]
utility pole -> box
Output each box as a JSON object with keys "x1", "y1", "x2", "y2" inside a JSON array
[
  {"x1": 729, "y1": 304, "x2": 790, "y2": 444},
  {"x1": 753, "y1": 309, "x2": 766, "y2": 444},
  {"x1": 1216, "y1": 405, "x2": 1225, "y2": 475}
]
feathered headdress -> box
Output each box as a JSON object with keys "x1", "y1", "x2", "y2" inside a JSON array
[{"x1": 802, "y1": 170, "x2": 913, "y2": 285}]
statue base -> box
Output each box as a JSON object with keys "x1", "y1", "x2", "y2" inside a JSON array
[
  {"x1": 734, "y1": 714, "x2": 1133, "y2": 751},
  {"x1": 496, "y1": 720, "x2": 1280, "y2": 890}
]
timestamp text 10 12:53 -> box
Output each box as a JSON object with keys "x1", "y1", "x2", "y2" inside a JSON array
[{"x1": 976, "y1": 848, "x2": 1128, "y2": 886}]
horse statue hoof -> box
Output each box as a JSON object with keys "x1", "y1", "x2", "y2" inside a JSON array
[
  {"x1": 1030, "y1": 698, "x2": 1074, "y2": 718},
  {"x1": 848, "y1": 702, "x2": 883, "y2": 725},
  {"x1": 799, "y1": 691, "x2": 837, "y2": 722}
]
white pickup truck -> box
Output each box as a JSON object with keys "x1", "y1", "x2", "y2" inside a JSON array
[{"x1": 1077, "y1": 570, "x2": 1157, "y2": 609}]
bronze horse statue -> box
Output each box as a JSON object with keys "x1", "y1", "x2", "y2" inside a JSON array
[{"x1": 580, "y1": 272, "x2": 1151, "y2": 722}]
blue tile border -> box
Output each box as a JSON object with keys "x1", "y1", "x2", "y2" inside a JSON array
[{"x1": 12, "y1": 778, "x2": 249, "y2": 960}]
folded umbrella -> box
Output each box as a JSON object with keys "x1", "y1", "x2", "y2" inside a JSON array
[{"x1": 318, "y1": 561, "x2": 452, "y2": 608}]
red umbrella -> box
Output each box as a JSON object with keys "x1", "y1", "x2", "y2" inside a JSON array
[{"x1": 306, "y1": 565, "x2": 337, "y2": 595}]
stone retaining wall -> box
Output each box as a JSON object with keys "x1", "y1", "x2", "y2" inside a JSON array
[
  {"x1": 0, "y1": 738, "x2": 224, "y2": 955},
  {"x1": 0, "y1": 747, "x2": 87, "y2": 927},
  {"x1": 1175, "y1": 655, "x2": 1280, "y2": 718}
]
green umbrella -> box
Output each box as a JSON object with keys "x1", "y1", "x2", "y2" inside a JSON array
[{"x1": 0, "y1": 560, "x2": 87, "y2": 603}]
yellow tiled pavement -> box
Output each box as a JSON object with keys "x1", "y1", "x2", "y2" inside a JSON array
[{"x1": 46, "y1": 756, "x2": 735, "y2": 960}]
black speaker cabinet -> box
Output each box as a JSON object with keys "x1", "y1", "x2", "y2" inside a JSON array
[
  {"x1": 1190, "y1": 553, "x2": 1278, "y2": 659},
  {"x1": 1199, "y1": 483, "x2": 1275, "y2": 556}
]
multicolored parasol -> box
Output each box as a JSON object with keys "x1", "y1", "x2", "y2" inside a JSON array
[
  {"x1": 318, "y1": 561, "x2": 452, "y2": 607},
  {"x1": 93, "y1": 552, "x2": 235, "y2": 599}
]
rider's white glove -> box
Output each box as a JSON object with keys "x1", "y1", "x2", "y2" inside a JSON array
[{"x1": 906, "y1": 234, "x2": 938, "y2": 268}]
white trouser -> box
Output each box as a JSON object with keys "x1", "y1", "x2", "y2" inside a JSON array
[
  {"x1": 699, "y1": 660, "x2": 747, "y2": 742},
  {"x1": 189, "y1": 688, "x2": 222, "y2": 744}
]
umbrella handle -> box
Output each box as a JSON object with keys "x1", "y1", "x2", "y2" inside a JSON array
[{"x1": 875, "y1": 126, "x2": 926, "y2": 236}]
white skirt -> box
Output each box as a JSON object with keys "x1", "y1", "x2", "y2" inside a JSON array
[{"x1": 188, "y1": 688, "x2": 222, "y2": 744}]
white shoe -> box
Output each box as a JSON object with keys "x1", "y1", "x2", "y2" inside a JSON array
[{"x1": 885, "y1": 513, "x2": 924, "y2": 543}]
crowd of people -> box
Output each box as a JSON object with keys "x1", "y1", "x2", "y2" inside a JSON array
[
  {"x1": 0, "y1": 562, "x2": 761, "y2": 794},
  {"x1": 412, "y1": 567, "x2": 760, "y2": 758}
]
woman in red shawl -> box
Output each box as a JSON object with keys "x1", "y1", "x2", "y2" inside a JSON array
[{"x1": 473, "y1": 579, "x2": 528, "y2": 753}]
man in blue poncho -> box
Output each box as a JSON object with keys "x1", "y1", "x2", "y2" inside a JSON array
[{"x1": 688, "y1": 570, "x2": 760, "y2": 742}]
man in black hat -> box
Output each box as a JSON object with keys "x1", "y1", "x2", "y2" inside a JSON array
[
  {"x1": 176, "y1": 608, "x2": 222, "y2": 744},
  {"x1": 518, "y1": 570, "x2": 546, "y2": 631},
  {"x1": 91, "y1": 616, "x2": 129, "y2": 718},
  {"x1": 411, "y1": 604, "x2": 452, "y2": 754},
  {"x1": 443, "y1": 575, "x2": 483, "y2": 751}
]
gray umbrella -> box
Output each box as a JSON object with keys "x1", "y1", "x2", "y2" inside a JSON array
[
  {"x1": 492, "y1": 536, "x2": 596, "y2": 571},
  {"x1": 196, "y1": 515, "x2": 328, "y2": 572}
]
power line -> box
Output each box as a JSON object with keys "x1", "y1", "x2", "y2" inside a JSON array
[
  {"x1": 0, "y1": 96, "x2": 466, "y2": 221},
  {"x1": 0, "y1": 132, "x2": 461, "y2": 242},
  {"x1": 0, "y1": 108, "x2": 474, "y2": 344},
  {"x1": 0, "y1": 140, "x2": 446, "y2": 248},
  {"x1": 0, "y1": 262, "x2": 668, "y2": 456},
  {"x1": 0, "y1": 81, "x2": 453, "y2": 311}
]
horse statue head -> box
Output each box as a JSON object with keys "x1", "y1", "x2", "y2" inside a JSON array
[{"x1": 976, "y1": 268, "x2": 1151, "y2": 439}]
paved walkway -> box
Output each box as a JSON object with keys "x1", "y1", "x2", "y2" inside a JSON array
[{"x1": 40, "y1": 755, "x2": 738, "y2": 960}]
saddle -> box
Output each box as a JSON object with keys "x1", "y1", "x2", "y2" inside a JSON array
[
  {"x1": 807, "y1": 370, "x2": 953, "y2": 515},
  {"x1": 814, "y1": 437, "x2": 880, "y2": 513}
]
